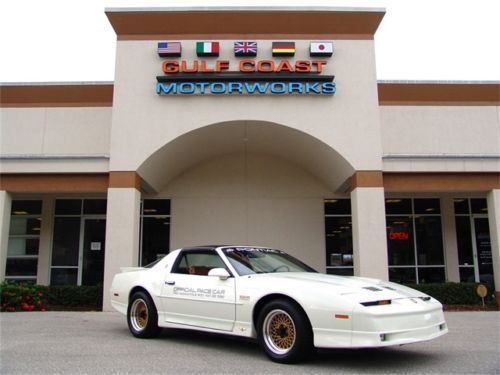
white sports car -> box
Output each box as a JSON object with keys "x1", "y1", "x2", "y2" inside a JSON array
[{"x1": 110, "y1": 245, "x2": 448, "y2": 363}]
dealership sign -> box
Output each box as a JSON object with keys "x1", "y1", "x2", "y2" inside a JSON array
[{"x1": 155, "y1": 41, "x2": 336, "y2": 96}]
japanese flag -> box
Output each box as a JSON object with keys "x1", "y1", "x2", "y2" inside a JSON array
[{"x1": 310, "y1": 42, "x2": 333, "y2": 57}]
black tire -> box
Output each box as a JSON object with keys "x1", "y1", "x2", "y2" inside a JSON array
[
  {"x1": 127, "y1": 291, "x2": 160, "y2": 338},
  {"x1": 257, "y1": 299, "x2": 313, "y2": 364}
]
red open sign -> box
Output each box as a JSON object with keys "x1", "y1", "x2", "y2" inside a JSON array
[{"x1": 388, "y1": 231, "x2": 409, "y2": 240}]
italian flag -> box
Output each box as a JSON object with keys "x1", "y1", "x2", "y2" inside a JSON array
[{"x1": 196, "y1": 41, "x2": 220, "y2": 56}]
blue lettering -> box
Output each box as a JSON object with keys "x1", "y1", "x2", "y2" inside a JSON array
[
  {"x1": 228, "y1": 82, "x2": 243, "y2": 94},
  {"x1": 270, "y1": 82, "x2": 287, "y2": 94},
  {"x1": 156, "y1": 80, "x2": 335, "y2": 95},
  {"x1": 244, "y1": 82, "x2": 269, "y2": 94},
  {"x1": 288, "y1": 82, "x2": 303, "y2": 94},
  {"x1": 156, "y1": 82, "x2": 177, "y2": 94},
  {"x1": 322, "y1": 82, "x2": 336, "y2": 94},
  {"x1": 210, "y1": 82, "x2": 226, "y2": 94},
  {"x1": 305, "y1": 82, "x2": 320, "y2": 94},
  {"x1": 179, "y1": 83, "x2": 195, "y2": 94},
  {"x1": 197, "y1": 82, "x2": 209, "y2": 94}
]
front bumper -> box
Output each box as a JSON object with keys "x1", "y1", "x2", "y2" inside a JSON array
[{"x1": 314, "y1": 298, "x2": 448, "y2": 348}]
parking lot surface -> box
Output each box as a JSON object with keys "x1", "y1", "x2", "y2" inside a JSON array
[{"x1": 1, "y1": 311, "x2": 499, "y2": 374}]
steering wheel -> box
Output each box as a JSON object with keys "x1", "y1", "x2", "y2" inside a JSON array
[{"x1": 272, "y1": 265, "x2": 290, "y2": 272}]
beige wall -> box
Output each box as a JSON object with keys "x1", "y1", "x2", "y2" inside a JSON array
[
  {"x1": 161, "y1": 153, "x2": 331, "y2": 271},
  {"x1": 380, "y1": 106, "x2": 500, "y2": 172},
  {"x1": 0, "y1": 107, "x2": 111, "y2": 173},
  {"x1": 109, "y1": 39, "x2": 383, "y2": 185}
]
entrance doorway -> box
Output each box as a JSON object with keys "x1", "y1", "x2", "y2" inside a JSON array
[
  {"x1": 454, "y1": 198, "x2": 492, "y2": 284},
  {"x1": 82, "y1": 219, "x2": 106, "y2": 286},
  {"x1": 472, "y1": 217, "x2": 493, "y2": 284},
  {"x1": 50, "y1": 199, "x2": 107, "y2": 286}
]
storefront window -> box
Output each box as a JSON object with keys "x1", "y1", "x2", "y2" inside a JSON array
[
  {"x1": 385, "y1": 199, "x2": 412, "y2": 215},
  {"x1": 140, "y1": 199, "x2": 170, "y2": 266},
  {"x1": 415, "y1": 216, "x2": 444, "y2": 265},
  {"x1": 324, "y1": 199, "x2": 353, "y2": 276},
  {"x1": 6, "y1": 200, "x2": 42, "y2": 281},
  {"x1": 387, "y1": 216, "x2": 414, "y2": 266},
  {"x1": 51, "y1": 217, "x2": 81, "y2": 267},
  {"x1": 388, "y1": 267, "x2": 416, "y2": 284},
  {"x1": 324, "y1": 198, "x2": 446, "y2": 283},
  {"x1": 455, "y1": 216, "x2": 473, "y2": 265},
  {"x1": 50, "y1": 199, "x2": 106, "y2": 286},
  {"x1": 386, "y1": 198, "x2": 445, "y2": 284},
  {"x1": 454, "y1": 198, "x2": 492, "y2": 283}
]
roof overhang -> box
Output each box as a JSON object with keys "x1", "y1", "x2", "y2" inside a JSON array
[{"x1": 105, "y1": 7, "x2": 385, "y2": 40}]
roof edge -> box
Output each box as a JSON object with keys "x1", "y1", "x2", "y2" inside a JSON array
[
  {"x1": 0, "y1": 83, "x2": 114, "y2": 108},
  {"x1": 105, "y1": 6, "x2": 386, "y2": 13},
  {"x1": 378, "y1": 82, "x2": 500, "y2": 106},
  {"x1": 105, "y1": 7, "x2": 386, "y2": 40}
]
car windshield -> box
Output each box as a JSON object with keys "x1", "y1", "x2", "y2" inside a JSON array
[{"x1": 222, "y1": 247, "x2": 317, "y2": 276}]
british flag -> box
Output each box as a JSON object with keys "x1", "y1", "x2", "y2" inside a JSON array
[{"x1": 234, "y1": 41, "x2": 257, "y2": 57}]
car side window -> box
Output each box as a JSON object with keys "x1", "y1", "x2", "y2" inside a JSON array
[{"x1": 172, "y1": 251, "x2": 227, "y2": 276}]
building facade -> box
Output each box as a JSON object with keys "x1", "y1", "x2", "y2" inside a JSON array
[{"x1": 0, "y1": 7, "x2": 499, "y2": 310}]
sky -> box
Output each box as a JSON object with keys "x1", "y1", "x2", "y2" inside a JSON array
[{"x1": 0, "y1": 0, "x2": 499, "y2": 83}]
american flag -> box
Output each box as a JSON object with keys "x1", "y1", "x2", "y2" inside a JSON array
[
  {"x1": 158, "y1": 42, "x2": 182, "y2": 57},
  {"x1": 234, "y1": 41, "x2": 257, "y2": 57}
]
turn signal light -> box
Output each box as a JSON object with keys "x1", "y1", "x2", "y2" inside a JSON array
[{"x1": 335, "y1": 314, "x2": 350, "y2": 319}]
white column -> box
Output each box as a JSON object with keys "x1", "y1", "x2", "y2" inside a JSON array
[
  {"x1": 37, "y1": 197, "x2": 54, "y2": 285},
  {"x1": 486, "y1": 189, "x2": 500, "y2": 306},
  {"x1": 102, "y1": 188, "x2": 141, "y2": 311},
  {"x1": 441, "y1": 197, "x2": 460, "y2": 282},
  {"x1": 351, "y1": 187, "x2": 388, "y2": 280},
  {"x1": 0, "y1": 191, "x2": 12, "y2": 281}
]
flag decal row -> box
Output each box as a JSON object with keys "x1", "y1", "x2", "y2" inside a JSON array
[{"x1": 158, "y1": 41, "x2": 333, "y2": 58}]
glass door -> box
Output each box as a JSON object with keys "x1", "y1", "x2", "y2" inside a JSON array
[
  {"x1": 472, "y1": 217, "x2": 493, "y2": 284},
  {"x1": 81, "y1": 218, "x2": 106, "y2": 286}
]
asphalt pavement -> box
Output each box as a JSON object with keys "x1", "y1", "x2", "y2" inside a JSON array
[{"x1": 1, "y1": 311, "x2": 499, "y2": 374}]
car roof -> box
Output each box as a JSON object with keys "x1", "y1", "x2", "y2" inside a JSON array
[
  {"x1": 179, "y1": 245, "x2": 273, "y2": 252},
  {"x1": 179, "y1": 245, "x2": 225, "y2": 251}
]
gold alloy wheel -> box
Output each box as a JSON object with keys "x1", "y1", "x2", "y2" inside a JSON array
[
  {"x1": 130, "y1": 299, "x2": 149, "y2": 332},
  {"x1": 263, "y1": 309, "x2": 296, "y2": 355}
]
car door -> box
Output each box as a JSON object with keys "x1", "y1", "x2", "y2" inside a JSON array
[{"x1": 160, "y1": 249, "x2": 236, "y2": 331}]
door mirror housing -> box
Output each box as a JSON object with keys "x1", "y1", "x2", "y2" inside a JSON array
[{"x1": 208, "y1": 268, "x2": 231, "y2": 280}]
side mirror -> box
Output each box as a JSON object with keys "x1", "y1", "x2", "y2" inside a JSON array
[{"x1": 208, "y1": 268, "x2": 231, "y2": 280}]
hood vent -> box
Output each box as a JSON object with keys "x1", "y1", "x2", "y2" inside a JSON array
[{"x1": 363, "y1": 286, "x2": 383, "y2": 292}]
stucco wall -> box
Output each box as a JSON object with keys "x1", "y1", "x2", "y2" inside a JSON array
[
  {"x1": 159, "y1": 153, "x2": 331, "y2": 271},
  {"x1": 380, "y1": 105, "x2": 500, "y2": 172},
  {"x1": 109, "y1": 39, "x2": 383, "y2": 180},
  {"x1": 0, "y1": 107, "x2": 111, "y2": 173}
]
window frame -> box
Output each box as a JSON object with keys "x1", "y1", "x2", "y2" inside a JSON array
[
  {"x1": 6, "y1": 200, "x2": 42, "y2": 281},
  {"x1": 386, "y1": 198, "x2": 446, "y2": 284},
  {"x1": 139, "y1": 198, "x2": 171, "y2": 266}
]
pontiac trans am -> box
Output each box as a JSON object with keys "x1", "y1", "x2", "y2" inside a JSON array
[{"x1": 110, "y1": 246, "x2": 448, "y2": 363}]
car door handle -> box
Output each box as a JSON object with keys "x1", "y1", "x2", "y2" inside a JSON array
[{"x1": 165, "y1": 280, "x2": 175, "y2": 285}]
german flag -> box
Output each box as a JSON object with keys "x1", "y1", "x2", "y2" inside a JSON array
[{"x1": 272, "y1": 41, "x2": 295, "y2": 57}]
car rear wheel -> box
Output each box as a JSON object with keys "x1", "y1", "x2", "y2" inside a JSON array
[
  {"x1": 257, "y1": 299, "x2": 313, "y2": 363},
  {"x1": 127, "y1": 291, "x2": 160, "y2": 338}
]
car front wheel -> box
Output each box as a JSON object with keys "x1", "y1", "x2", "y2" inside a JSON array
[
  {"x1": 127, "y1": 291, "x2": 160, "y2": 338},
  {"x1": 257, "y1": 299, "x2": 313, "y2": 363}
]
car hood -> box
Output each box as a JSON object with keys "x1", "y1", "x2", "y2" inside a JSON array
[{"x1": 244, "y1": 272, "x2": 428, "y2": 302}]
